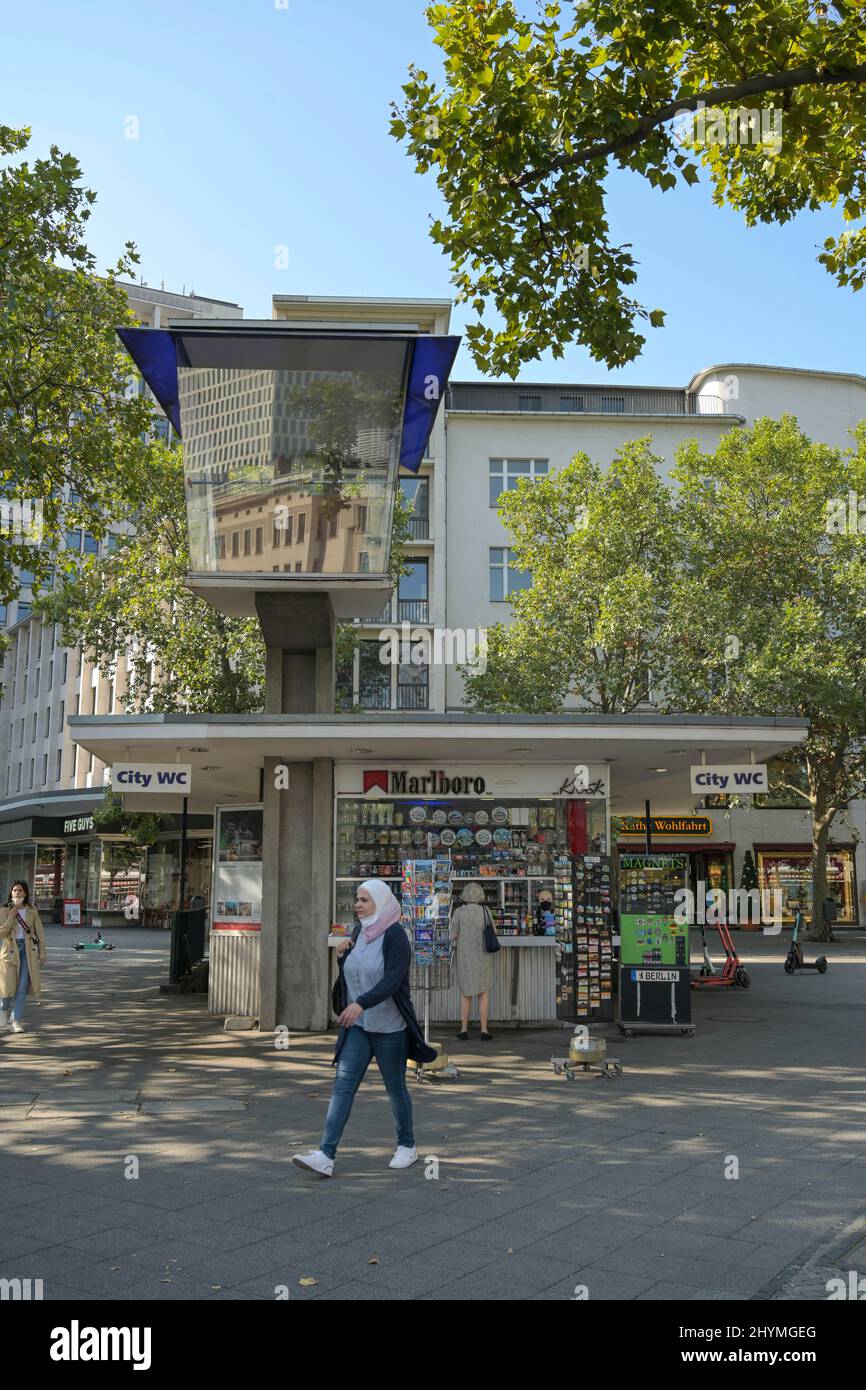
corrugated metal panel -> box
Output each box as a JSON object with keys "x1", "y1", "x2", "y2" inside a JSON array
[
  {"x1": 209, "y1": 933, "x2": 261, "y2": 1017},
  {"x1": 414, "y1": 944, "x2": 556, "y2": 1024}
]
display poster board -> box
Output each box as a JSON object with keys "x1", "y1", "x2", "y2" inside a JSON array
[
  {"x1": 212, "y1": 805, "x2": 263, "y2": 931},
  {"x1": 555, "y1": 853, "x2": 614, "y2": 1021},
  {"x1": 62, "y1": 899, "x2": 82, "y2": 927},
  {"x1": 400, "y1": 858, "x2": 452, "y2": 965}
]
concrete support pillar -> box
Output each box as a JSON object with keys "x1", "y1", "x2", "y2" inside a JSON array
[{"x1": 257, "y1": 594, "x2": 335, "y2": 1031}]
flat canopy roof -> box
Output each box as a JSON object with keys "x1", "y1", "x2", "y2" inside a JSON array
[{"x1": 69, "y1": 713, "x2": 808, "y2": 815}]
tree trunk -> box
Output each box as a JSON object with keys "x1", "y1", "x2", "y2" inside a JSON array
[{"x1": 810, "y1": 810, "x2": 835, "y2": 944}]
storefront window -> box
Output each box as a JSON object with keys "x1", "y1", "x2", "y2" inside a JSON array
[
  {"x1": 145, "y1": 838, "x2": 213, "y2": 923},
  {"x1": 34, "y1": 845, "x2": 63, "y2": 912},
  {"x1": 335, "y1": 796, "x2": 606, "y2": 928},
  {"x1": 86, "y1": 841, "x2": 146, "y2": 917},
  {"x1": 757, "y1": 849, "x2": 856, "y2": 924},
  {"x1": 0, "y1": 847, "x2": 37, "y2": 902}
]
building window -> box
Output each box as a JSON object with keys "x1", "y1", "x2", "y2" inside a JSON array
[
  {"x1": 490, "y1": 547, "x2": 532, "y2": 601},
  {"x1": 44, "y1": 708, "x2": 50, "y2": 737},
  {"x1": 231, "y1": 532, "x2": 240, "y2": 558},
  {"x1": 83, "y1": 532, "x2": 98, "y2": 554},
  {"x1": 601, "y1": 395, "x2": 625, "y2": 413},
  {"x1": 61, "y1": 652, "x2": 68, "y2": 685},
  {"x1": 397, "y1": 659, "x2": 429, "y2": 710},
  {"x1": 295, "y1": 561, "x2": 302, "y2": 572},
  {"x1": 19, "y1": 719, "x2": 24, "y2": 748},
  {"x1": 356, "y1": 504, "x2": 368, "y2": 533},
  {"x1": 243, "y1": 529, "x2": 251, "y2": 556},
  {"x1": 16, "y1": 603, "x2": 31, "y2": 621},
  {"x1": 65, "y1": 529, "x2": 82, "y2": 552},
  {"x1": 29, "y1": 758, "x2": 34, "y2": 788},
  {"x1": 358, "y1": 552, "x2": 370, "y2": 573},
  {"x1": 328, "y1": 516, "x2": 338, "y2": 539},
  {"x1": 518, "y1": 395, "x2": 542, "y2": 412},
  {"x1": 31, "y1": 713, "x2": 37, "y2": 742},
  {"x1": 397, "y1": 560, "x2": 429, "y2": 622},
  {"x1": 560, "y1": 395, "x2": 584, "y2": 412},
  {"x1": 42, "y1": 753, "x2": 48, "y2": 784},
  {"x1": 47, "y1": 660, "x2": 52, "y2": 691},
  {"x1": 489, "y1": 458, "x2": 549, "y2": 507},
  {"x1": 297, "y1": 513, "x2": 306, "y2": 543},
  {"x1": 58, "y1": 700, "x2": 65, "y2": 730},
  {"x1": 255, "y1": 527, "x2": 263, "y2": 555},
  {"x1": 399, "y1": 479, "x2": 429, "y2": 538},
  {"x1": 272, "y1": 522, "x2": 282, "y2": 549},
  {"x1": 216, "y1": 535, "x2": 226, "y2": 559},
  {"x1": 359, "y1": 640, "x2": 391, "y2": 709},
  {"x1": 55, "y1": 748, "x2": 62, "y2": 781}
]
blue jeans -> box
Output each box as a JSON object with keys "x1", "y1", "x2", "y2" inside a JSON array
[
  {"x1": 321, "y1": 1026, "x2": 414, "y2": 1160},
  {"x1": 1, "y1": 940, "x2": 29, "y2": 1022}
]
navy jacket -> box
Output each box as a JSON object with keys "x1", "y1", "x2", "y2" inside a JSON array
[{"x1": 332, "y1": 921, "x2": 437, "y2": 1066}]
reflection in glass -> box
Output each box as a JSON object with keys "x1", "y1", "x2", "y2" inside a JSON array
[{"x1": 180, "y1": 351, "x2": 405, "y2": 580}]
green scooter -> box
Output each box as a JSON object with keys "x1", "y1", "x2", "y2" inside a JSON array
[
  {"x1": 73, "y1": 930, "x2": 116, "y2": 952},
  {"x1": 784, "y1": 911, "x2": 828, "y2": 974}
]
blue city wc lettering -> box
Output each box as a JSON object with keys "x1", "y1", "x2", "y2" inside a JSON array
[
  {"x1": 693, "y1": 771, "x2": 766, "y2": 790},
  {"x1": 116, "y1": 770, "x2": 189, "y2": 788}
]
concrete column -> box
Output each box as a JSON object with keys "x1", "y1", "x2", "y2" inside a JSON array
[{"x1": 257, "y1": 594, "x2": 335, "y2": 1031}]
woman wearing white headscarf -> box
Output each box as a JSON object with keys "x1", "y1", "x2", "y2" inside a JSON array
[{"x1": 293, "y1": 878, "x2": 436, "y2": 1178}]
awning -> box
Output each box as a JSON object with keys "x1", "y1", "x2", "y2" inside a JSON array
[{"x1": 117, "y1": 324, "x2": 461, "y2": 474}]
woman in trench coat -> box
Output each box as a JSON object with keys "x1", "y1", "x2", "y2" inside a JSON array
[
  {"x1": 450, "y1": 881, "x2": 495, "y2": 1042},
  {"x1": 0, "y1": 881, "x2": 46, "y2": 1033}
]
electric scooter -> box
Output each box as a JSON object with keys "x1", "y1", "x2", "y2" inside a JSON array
[
  {"x1": 691, "y1": 916, "x2": 750, "y2": 989},
  {"x1": 784, "y1": 910, "x2": 828, "y2": 975},
  {"x1": 72, "y1": 930, "x2": 116, "y2": 951}
]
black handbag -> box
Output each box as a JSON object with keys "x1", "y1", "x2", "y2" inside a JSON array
[
  {"x1": 482, "y1": 906, "x2": 501, "y2": 954},
  {"x1": 331, "y1": 923, "x2": 361, "y2": 1015}
]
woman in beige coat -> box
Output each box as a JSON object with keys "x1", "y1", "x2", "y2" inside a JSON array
[
  {"x1": 450, "y1": 882, "x2": 495, "y2": 1042},
  {"x1": 0, "y1": 881, "x2": 46, "y2": 1034}
]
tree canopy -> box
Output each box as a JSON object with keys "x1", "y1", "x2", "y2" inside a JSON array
[
  {"x1": 392, "y1": 1, "x2": 866, "y2": 374},
  {"x1": 0, "y1": 124, "x2": 154, "y2": 620}
]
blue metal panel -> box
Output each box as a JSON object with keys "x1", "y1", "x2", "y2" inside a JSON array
[
  {"x1": 117, "y1": 328, "x2": 182, "y2": 435},
  {"x1": 399, "y1": 336, "x2": 461, "y2": 474}
]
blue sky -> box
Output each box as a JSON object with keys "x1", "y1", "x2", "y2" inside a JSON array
[{"x1": 2, "y1": 0, "x2": 863, "y2": 387}]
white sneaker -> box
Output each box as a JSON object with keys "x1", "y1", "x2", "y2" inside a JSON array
[
  {"x1": 9, "y1": 1020, "x2": 23, "y2": 1034},
  {"x1": 389, "y1": 1145, "x2": 418, "y2": 1170},
  {"x1": 292, "y1": 1149, "x2": 334, "y2": 1177}
]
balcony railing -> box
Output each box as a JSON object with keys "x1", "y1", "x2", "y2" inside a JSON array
[
  {"x1": 358, "y1": 686, "x2": 391, "y2": 710},
  {"x1": 406, "y1": 516, "x2": 430, "y2": 540},
  {"x1": 397, "y1": 684, "x2": 429, "y2": 710},
  {"x1": 397, "y1": 599, "x2": 429, "y2": 623}
]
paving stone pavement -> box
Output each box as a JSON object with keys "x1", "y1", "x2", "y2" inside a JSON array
[{"x1": 1, "y1": 926, "x2": 864, "y2": 1302}]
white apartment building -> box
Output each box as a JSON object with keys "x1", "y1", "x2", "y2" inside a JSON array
[{"x1": 0, "y1": 284, "x2": 243, "y2": 915}]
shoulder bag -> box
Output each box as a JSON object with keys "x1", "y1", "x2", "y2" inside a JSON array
[{"x1": 482, "y1": 905, "x2": 501, "y2": 954}]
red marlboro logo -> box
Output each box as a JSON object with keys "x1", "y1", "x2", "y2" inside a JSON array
[{"x1": 363, "y1": 770, "x2": 389, "y2": 795}]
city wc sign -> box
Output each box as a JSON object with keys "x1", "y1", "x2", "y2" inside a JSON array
[
  {"x1": 690, "y1": 764, "x2": 768, "y2": 795},
  {"x1": 112, "y1": 763, "x2": 192, "y2": 793}
]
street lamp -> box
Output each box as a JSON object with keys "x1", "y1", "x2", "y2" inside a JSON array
[{"x1": 118, "y1": 321, "x2": 460, "y2": 623}]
